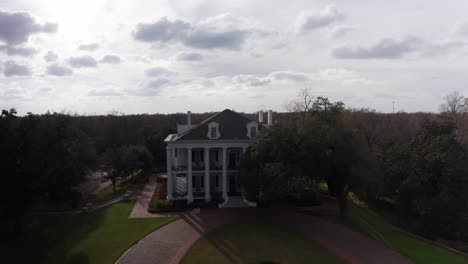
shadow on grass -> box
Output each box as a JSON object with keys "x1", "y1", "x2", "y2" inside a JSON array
[
  {"x1": 180, "y1": 213, "x2": 244, "y2": 263},
  {"x1": 3, "y1": 207, "x2": 106, "y2": 264}
]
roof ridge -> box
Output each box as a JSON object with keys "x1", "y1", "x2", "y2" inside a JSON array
[
  {"x1": 174, "y1": 109, "x2": 260, "y2": 141},
  {"x1": 174, "y1": 110, "x2": 223, "y2": 139}
]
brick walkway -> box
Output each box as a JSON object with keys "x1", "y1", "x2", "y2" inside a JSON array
[
  {"x1": 129, "y1": 174, "x2": 173, "y2": 218},
  {"x1": 117, "y1": 207, "x2": 413, "y2": 264}
]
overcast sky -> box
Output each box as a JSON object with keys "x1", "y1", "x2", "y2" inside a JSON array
[{"x1": 1, "y1": 0, "x2": 468, "y2": 115}]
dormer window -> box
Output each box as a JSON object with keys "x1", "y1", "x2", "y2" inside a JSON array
[
  {"x1": 246, "y1": 121, "x2": 259, "y2": 138},
  {"x1": 207, "y1": 122, "x2": 220, "y2": 139}
]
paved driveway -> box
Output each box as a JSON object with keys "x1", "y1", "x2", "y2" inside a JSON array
[{"x1": 116, "y1": 207, "x2": 413, "y2": 264}]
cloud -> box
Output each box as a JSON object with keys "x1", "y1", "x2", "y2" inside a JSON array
[
  {"x1": 78, "y1": 43, "x2": 100, "y2": 51},
  {"x1": 147, "y1": 78, "x2": 170, "y2": 89},
  {"x1": 2, "y1": 60, "x2": 32, "y2": 76},
  {"x1": 185, "y1": 30, "x2": 247, "y2": 50},
  {"x1": 229, "y1": 68, "x2": 370, "y2": 87},
  {"x1": 88, "y1": 89, "x2": 121, "y2": 96},
  {"x1": 133, "y1": 17, "x2": 191, "y2": 42},
  {"x1": 0, "y1": 45, "x2": 37, "y2": 57},
  {"x1": 295, "y1": 5, "x2": 345, "y2": 34},
  {"x1": 133, "y1": 14, "x2": 254, "y2": 50},
  {"x1": 332, "y1": 36, "x2": 423, "y2": 59},
  {"x1": 452, "y1": 21, "x2": 468, "y2": 37},
  {"x1": 130, "y1": 78, "x2": 170, "y2": 96},
  {"x1": 144, "y1": 67, "x2": 174, "y2": 77},
  {"x1": 0, "y1": 10, "x2": 58, "y2": 46},
  {"x1": 46, "y1": 64, "x2": 73, "y2": 76},
  {"x1": 174, "y1": 52, "x2": 203, "y2": 61},
  {"x1": 44, "y1": 50, "x2": 58, "y2": 62},
  {"x1": 68, "y1": 55, "x2": 98, "y2": 68},
  {"x1": 269, "y1": 71, "x2": 310, "y2": 82},
  {"x1": 232, "y1": 74, "x2": 270, "y2": 86},
  {"x1": 99, "y1": 55, "x2": 121, "y2": 64},
  {"x1": 328, "y1": 25, "x2": 354, "y2": 38}
]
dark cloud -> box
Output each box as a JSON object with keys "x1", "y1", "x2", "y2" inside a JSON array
[
  {"x1": 2, "y1": 60, "x2": 32, "y2": 76},
  {"x1": 175, "y1": 52, "x2": 203, "y2": 61},
  {"x1": 88, "y1": 89, "x2": 121, "y2": 96},
  {"x1": 46, "y1": 64, "x2": 73, "y2": 76},
  {"x1": 0, "y1": 45, "x2": 37, "y2": 57},
  {"x1": 0, "y1": 10, "x2": 58, "y2": 46},
  {"x1": 78, "y1": 43, "x2": 100, "y2": 51},
  {"x1": 144, "y1": 67, "x2": 173, "y2": 77},
  {"x1": 296, "y1": 5, "x2": 345, "y2": 34},
  {"x1": 44, "y1": 50, "x2": 58, "y2": 62},
  {"x1": 68, "y1": 55, "x2": 98, "y2": 68},
  {"x1": 99, "y1": 55, "x2": 121, "y2": 64},
  {"x1": 184, "y1": 30, "x2": 247, "y2": 50},
  {"x1": 332, "y1": 36, "x2": 423, "y2": 59},
  {"x1": 133, "y1": 18, "x2": 191, "y2": 42},
  {"x1": 133, "y1": 17, "x2": 249, "y2": 50}
]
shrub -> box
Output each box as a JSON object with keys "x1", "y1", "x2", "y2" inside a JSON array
[{"x1": 149, "y1": 199, "x2": 172, "y2": 210}]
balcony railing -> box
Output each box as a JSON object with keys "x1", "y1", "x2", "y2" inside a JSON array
[{"x1": 172, "y1": 164, "x2": 240, "y2": 171}]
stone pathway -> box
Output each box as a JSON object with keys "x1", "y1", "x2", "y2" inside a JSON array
[{"x1": 117, "y1": 207, "x2": 413, "y2": 264}]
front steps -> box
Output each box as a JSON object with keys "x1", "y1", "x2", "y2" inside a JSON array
[{"x1": 221, "y1": 196, "x2": 256, "y2": 208}]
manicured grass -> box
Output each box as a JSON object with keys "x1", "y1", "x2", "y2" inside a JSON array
[
  {"x1": 4, "y1": 201, "x2": 178, "y2": 264},
  {"x1": 88, "y1": 178, "x2": 144, "y2": 205},
  {"x1": 350, "y1": 202, "x2": 468, "y2": 264},
  {"x1": 181, "y1": 223, "x2": 346, "y2": 264}
]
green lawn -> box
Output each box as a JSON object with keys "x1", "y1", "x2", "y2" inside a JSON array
[
  {"x1": 350, "y1": 202, "x2": 468, "y2": 264},
  {"x1": 4, "y1": 201, "x2": 177, "y2": 264},
  {"x1": 182, "y1": 223, "x2": 345, "y2": 264},
  {"x1": 87, "y1": 178, "x2": 145, "y2": 205}
]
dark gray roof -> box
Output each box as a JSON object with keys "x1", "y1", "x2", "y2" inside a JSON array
[{"x1": 174, "y1": 109, "x2": 262, "y2": 141}]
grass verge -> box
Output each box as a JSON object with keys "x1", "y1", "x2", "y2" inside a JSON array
[{"x1": 349, "y1": 200, "x2": 468, "y2": 264}]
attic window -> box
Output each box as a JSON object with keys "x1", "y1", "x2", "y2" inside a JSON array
[
  {"x1": 210, "y1": 127, "x2": 216, "y2": 138},
  {"x1": 250, "y1": 126, "x2": 257, "y2": 137},
  {"x1": 246, "y1": 121, "x2": 259, "y2": 139},
  {"x1": 207, "y1": 122, "x2": 220, "y2": 139}
]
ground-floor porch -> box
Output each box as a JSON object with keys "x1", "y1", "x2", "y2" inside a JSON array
[
  {"x1": 171, "y1": 171, "x2": 242, "y2": 200},
  {"x1": 166, "y1": 142, "x2": 251, "y2": 204}
]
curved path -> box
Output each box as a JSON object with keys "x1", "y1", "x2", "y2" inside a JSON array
[{"x1": 116, "y1": 207, "x2": 413, "y2": 264}]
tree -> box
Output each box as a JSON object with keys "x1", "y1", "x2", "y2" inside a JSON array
[
  {"x1": 0, "y1": 111, "x2": 97, "y2": 233},
  {"x1": 244, "y1": 94, "x2": 354, "y2": 218},
  {"x1": 103, "y1": 145, "x2": 152, "y2": 192},
  {"x1": 439, "y1": 91, "x2": 465, "y2": 115},
  {"x1": 395, "y1": 118, "x2": 468, "y2": 240}
]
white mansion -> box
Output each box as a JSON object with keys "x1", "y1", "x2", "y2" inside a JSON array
[{"x1": 164, "y1": 109, "x2": 273, "y2": 205}]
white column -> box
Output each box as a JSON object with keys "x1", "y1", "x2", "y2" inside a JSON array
[
  {"x1": 187, "y1": 147, "x2": 193, "y2": 203},
  {"x1": 242, "y1": 147, "x2": 247, "y2": 154},
  {"x1": 222, "y1": 147, "x2": 228, "y2": 200},
  {"x1": 204, "y1": 147, "x2": 210, "y2": 202},
  {"x1": 166, "y1": 147, "x2": 173, "y2": 200}
]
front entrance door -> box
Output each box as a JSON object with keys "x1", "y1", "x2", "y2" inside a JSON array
[{"x1": 229, "y1": 174, "x2": 239, "y2": 195}]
